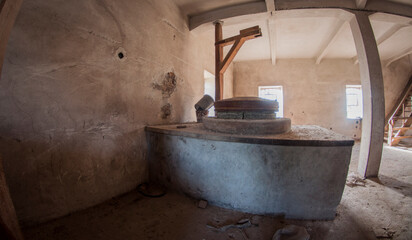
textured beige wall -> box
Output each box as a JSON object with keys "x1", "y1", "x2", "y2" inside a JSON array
[
  {"x1": 234, "y1": 58, "x2": 411, "y2": 138},
  {"x1": 224, "y1": 63, "x2": 234, "y2": 99},
  {"x1": 0, "y1": 0, "x2": 216, "y2": 225}
]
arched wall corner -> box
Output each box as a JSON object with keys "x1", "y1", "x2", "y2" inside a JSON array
[
  {"x1": 0, "y1": 0, "x2": 23, "y2": 79},
  {"x1": 0, "y1": 1, "x2": 25, "y2": 239}
]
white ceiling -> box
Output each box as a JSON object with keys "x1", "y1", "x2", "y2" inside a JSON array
[{"x1": 173, "y1": 0, "x2": 412, "y2": 64}]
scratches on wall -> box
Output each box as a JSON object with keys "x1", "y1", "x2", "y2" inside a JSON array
[
  {"x1": 95, "y1": 0, "x2": 125, "y2": 43},
  {"x1": 162, "y1": 18, "x2": 184, "y2": 35},
  {"x1": 76, "y1": 26, "x2": 121, "y2": 44}
]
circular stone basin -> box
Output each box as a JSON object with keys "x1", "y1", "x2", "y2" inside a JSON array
[{"x1": 203, "y1": 117, "x2": 291, "y2": 135}]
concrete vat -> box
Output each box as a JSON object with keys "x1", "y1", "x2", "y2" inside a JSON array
[{"x1": 146, "y1": 123, "x2": 354, "y2": 220}]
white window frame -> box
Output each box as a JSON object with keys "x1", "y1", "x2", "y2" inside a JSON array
[
  {"x1": 258, "y1": 86, "x2": 284, "y2": 118},
  {"x1": 346, "y1": 85, "x2": 363, "y2": 119}
]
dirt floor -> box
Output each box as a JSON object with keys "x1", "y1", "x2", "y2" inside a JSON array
[{"x1": 22, "y1": 142, "x2": 412, "y2": 240}]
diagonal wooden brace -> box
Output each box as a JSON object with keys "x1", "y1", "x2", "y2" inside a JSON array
[{"x1": 214, "y1": 24, "x2": 262, "y2": 100}]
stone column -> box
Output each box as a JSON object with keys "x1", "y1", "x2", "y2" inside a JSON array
[{"x1": 349, "y1": 11, "x2": 385, "y2": 178}]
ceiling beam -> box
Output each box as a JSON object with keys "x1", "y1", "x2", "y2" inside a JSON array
[
  {"x1": 355, "y1": 0, "x2": 367, "y2": 9},
  {"x1": 353, "y1": 23, "x2": 412, "y2": 64},
  {"x1": 385, "y1": 46, "x2": 412, "y2": 67},
  {"x1": 316, "y1": 20, "x2": 347, "y2": 64},
  {"x1": 267, "y1": 18, "x2": 277, "y2": 65},
  {"x1": 265, "y1": 0, "x2": 275, "y2": 12},
  {"x1": 274, "y1": 0, "x2": 412, "y2": 18},
  {"x1": 376, "y1": 24, "x2": 409, "y2": 45},
  {"x1": 265, "y1": 1, "x2": 277, "y2": 65},
  {"x1": 189, "y1": 0, "x2": 412, "y2": 31},
  {"x1": 189, "y1": 2, "x2": 267, "y2": 30}
]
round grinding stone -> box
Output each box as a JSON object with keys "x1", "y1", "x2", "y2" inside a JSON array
[
  {"x1": 203, "y1": 117, "x2": 291, "y2": 135},
  {"x1": 214, "y1": 97, "x2": 278, "y2": 115}
]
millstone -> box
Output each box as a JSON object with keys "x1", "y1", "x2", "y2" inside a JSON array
[{"x1": 203, "y1": 97, "x2": 291, "y2": 135}]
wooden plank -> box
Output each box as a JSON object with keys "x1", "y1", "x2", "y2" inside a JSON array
[
  {"x1": 392, "y1": 112, "x2": 412, "y2": 145},
  {"x1": 239, "y1": 25, "x2": 260, "y2": 34},
  {"x1": 392, "y1": 116, "x2": 412, "y2": 120},
  {"x1": 390, "y1": 135, "x2": 412, "y2": 146},
  {"x1": 215, "y1": 27, "x2": 261, "y2": 47},
  {"x1": 391, "y1": 127, "x2": 412, "y2": 131}
]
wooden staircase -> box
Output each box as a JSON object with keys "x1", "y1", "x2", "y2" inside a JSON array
[{"x1": 385, "y1": 76, "x2": 412, "y2": 146}]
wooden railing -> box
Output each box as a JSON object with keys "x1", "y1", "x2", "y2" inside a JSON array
[{"x1": 386, "y1": 78, "x2": 412, "y2": 146}]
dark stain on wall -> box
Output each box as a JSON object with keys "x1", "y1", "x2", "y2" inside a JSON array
[
  {"x1": 153, "y1": 72, "x2": 177, "y2": 98},
  {"x1": 161, "y1": 103, "x2": 172, "y2": 119}
]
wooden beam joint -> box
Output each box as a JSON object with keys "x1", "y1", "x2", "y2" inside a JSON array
[
  {"x1": 215, "y1": 26, "x2": 262, "y2": 47},
  {"x1": 214, "y1": 25, "x2": 262, "y2": 100}
]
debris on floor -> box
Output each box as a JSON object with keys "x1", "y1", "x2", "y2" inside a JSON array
[
  {"x1": 374, "y1": 227, "x2": 396, "y2": 239},
  {"x1": 272, "y1": 225, "x2": 310, "y2": 240},
  {"x1": 198, "y1": 199, "x2": 208, "y2": 209},
  {"x1": 136, "y1": 182, "x2": 167, "y2": 198},
  {"x1": 207, "y1": 218, "x2": 257, "y2": 232},
  {"x1": 345, "y1": 172, "x2": 366, "y2": 188}
]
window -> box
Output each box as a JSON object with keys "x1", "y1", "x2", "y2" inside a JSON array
[
  {"x1": 258, "y1": 86, "x2": 283, "y2": 117},
  {"x1": 346, "y1": 85, "x2": 363, "y2": 119}
]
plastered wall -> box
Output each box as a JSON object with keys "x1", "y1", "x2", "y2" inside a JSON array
[
  {"x1": 234, "y1": 58, "x2": 411, "y2": 138},
  {"x1": 0, "y1": 0, "x2": 222, "y2": 225}
]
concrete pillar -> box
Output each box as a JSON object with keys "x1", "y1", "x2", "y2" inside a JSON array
[{"x1": 349, "y1": 12, "x2": 385, "y2": 178}]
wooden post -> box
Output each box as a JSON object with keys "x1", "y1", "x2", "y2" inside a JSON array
[
  {"x1": 213, "y1": 23, "x2": 262, "y2": 101},
  {"x1": 214, "y1": 21, "x2": 224, "y2": 101}
]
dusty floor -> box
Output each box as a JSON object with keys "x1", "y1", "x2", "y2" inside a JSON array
[{"x1": 23, "y1": 142, "x2": 412, "y2": 240}]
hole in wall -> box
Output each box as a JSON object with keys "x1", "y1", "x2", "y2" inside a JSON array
[{"x1": 115, "y1": 47, "x2": 126, "y2": 61}]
